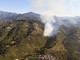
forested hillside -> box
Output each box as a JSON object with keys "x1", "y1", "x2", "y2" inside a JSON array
[{"x1": 0, "y1": 20, "x2": 80, "y2": 60}]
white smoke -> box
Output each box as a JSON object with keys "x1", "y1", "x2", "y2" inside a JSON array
[
  {"x1": 40, "y1": 15, "x2": 80, "y2": 36},
  {"x1": 43, "y1": 17, "x2": 58, "y2": 36},
  {"x1": 41, "y1": 15, "x2": 59, "y2": 36},
  {"x1": 29, "y1": 0, "x2": 80, "y2": 36},
  {"x1": 29, "y1": 0, "x2": 80, "y2": 16}
]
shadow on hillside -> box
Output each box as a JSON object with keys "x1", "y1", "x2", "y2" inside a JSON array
[{"x1": 43, "y1": 36, "x2": 56, "y2": 49}]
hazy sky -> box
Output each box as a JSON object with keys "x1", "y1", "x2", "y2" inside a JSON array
[{"x1": 0, "y1": 0, "x2": 80, "y2": 16}]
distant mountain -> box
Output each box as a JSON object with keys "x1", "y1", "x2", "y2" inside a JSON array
[
  {"x1": 16, "y1": 12, "x2": 41, "y2": 21},
  {"x1": 0, "y1": 11, "x2": 21, "y2": 21},
  {"x1": 0, "y1": 11, "x2": 41, "y2": 21}
]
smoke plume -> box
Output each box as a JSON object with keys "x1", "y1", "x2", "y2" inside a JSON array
[
  {"x1": 40, "y1": 15, "x2": 80, "y2": 36},
  {"x1": 30, "y1": 0, "x2": 80, "y2": 16},
  {"x1": 29, "y1": 0, "x2": 80, "y2": 36}
]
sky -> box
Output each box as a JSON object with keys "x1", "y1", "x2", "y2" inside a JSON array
[{"x1": 0, "y1": 0, "x2": 80, "y2": 16}]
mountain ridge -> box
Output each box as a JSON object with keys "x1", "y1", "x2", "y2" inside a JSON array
[{"x1": 0, "y1": 11, "x2": 80, "y2": 60}]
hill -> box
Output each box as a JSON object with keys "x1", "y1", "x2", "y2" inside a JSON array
[
  {"x1": 0, "y1": 11, "x2": 80, "y2": 60},
  {"x1": 0, "y1": 20, "x2": 80, "y2": 60}
]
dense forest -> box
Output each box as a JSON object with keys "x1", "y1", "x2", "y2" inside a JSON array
[
  {"x1": 0, "y1": 20, "x2": 80, "y2": 60},
  {"x1": 0, "y1": 11, "x2": 80, "y2": 60}
]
